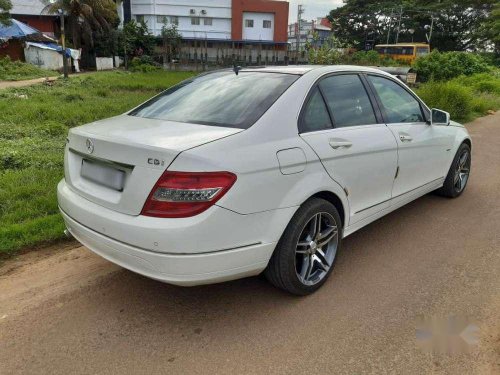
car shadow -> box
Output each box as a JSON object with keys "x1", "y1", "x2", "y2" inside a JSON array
[{"x1": 82, "y1": 193, "x2": 451, "y2": 327}]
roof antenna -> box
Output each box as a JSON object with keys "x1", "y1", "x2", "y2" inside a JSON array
[{"x1": 233, "y1": 65, "x2": 242, "y2": 76}]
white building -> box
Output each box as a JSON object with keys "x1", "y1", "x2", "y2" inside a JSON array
[
  {"x1": 116, "y1": 0, "x2": 290, "y2": 65},
  {"x1": 120, "y1": 0, "x2": 232, "y2": 40},
  {"x1": 242, "y1": 12, "x2": 274, "y2": 41}
]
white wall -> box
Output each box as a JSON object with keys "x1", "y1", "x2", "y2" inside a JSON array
[
  {"x1": 96, "y1": 57, "x2": 114, "y2": 71},
  {"x1": 24, "y1": 46, "x2": 63, "y2": 71},
  {"x1": 131, "y1": 0, "x2": 232, "y2": 39},
  {"x1": 242, "y1": 12, "x2": 274, "y2": 41}
]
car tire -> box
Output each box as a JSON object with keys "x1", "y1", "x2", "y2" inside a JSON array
[
  {"x1": 436, "y1": 143, "x2": 471, "y2": 198},
  {"x1": 264, "y1": 198, "x2": 343, "y2": 295}
]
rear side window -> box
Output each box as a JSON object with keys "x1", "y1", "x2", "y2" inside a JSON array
[
  {"x1": 319, "y1": 75, "x2": 377, "y2": 127},
  {"x1": 300, "y1": 87, "x2": 332, "y2": 133},
  {"x1": 368, "y1": 75, "x2": 424, "y2": 123},
  {"x1": 130, "y1": 72, "x2": 298, "y2": 129}
]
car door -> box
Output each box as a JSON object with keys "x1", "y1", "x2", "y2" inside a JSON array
[
  {"x1": 300, "y1": 73, "x2": 398, "y2": 225},
  {"x1": 366, "y1": 74, "x2": 455, "y2": 199}
]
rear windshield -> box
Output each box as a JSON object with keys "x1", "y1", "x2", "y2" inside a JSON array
[{"x1": 129, "y1": 71, "x2": 299, "y2": 129}]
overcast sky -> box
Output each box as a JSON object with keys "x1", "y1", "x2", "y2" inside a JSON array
[{"x1": 288, "y1": 0, "x2": 344, "y2": 23}]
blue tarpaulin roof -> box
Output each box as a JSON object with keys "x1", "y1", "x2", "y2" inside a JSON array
[
  {"x1": 0, "y1": 19, "x2": 40, "y2": 39},
  {"x1": 26, "y1": 42, "x2": 72, "y2": 58}
]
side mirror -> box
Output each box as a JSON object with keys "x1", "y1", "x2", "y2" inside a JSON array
[{"x1": 431, "y1": 108, "x2": 450, "y2": 126}]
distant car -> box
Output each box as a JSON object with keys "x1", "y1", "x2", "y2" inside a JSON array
[{"x1": 58, "y1": 66, "x2": 472, "y2": 295}]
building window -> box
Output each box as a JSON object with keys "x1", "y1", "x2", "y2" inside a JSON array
[
  {"x1": 136, "y1": 15, "x2": 145, "y2": 23},
  {"x1": 191, "y1": 17, "x2": 200, "y2": 25},
  {"x1": 245, "y1": 19, "x2": 254, "y2": 28},
  {"x1": 263, "y1": 20, "x2": 272, "y2": 29},
  {"x1": 171, "y1": 16, "x2": 179, "y2": 26},
  {"x1": 204, "y1": 18, "x2": 213, "y2": 26},
  {"x1": 157, "y1": 15, "x2": 167, "y2": 24}
]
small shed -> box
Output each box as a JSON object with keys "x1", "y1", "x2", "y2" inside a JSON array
[{"x1": 24, "y1": 42, "x2": 64, "y2": 70}]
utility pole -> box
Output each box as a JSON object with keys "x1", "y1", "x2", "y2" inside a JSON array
[
  {"x1": 395, "y1": 5, "x2": 403, "y2": 44},
  {"x1": 60, "y1": 10, "x2": 68, "y2": 79},
  {"x1": 426, "y1": 16, "x2": 434, "y2": 45},
  {"x1": 386, "y1": 8, "x2": 393, "y2": 44},
  {"x1": 296, "y1": 4, "x2": 304, "y2": 61}
]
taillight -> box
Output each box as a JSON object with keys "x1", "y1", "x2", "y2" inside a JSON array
[{"x1": 141, "y1": 171, "x2": 237, "y2": 218}]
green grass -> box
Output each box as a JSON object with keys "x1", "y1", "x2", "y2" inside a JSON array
[
  {"x1": 415, "y1": 72, "x2": 500, "y2": 122},
  {"x1": 0, "y1": 70, "x2": 194, "y2": 256},
  {"x1": 0, "y1": 57, "x2": 59, "y2": 81}
]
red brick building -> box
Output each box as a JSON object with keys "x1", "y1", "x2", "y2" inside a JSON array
[{"x1": 10, "y1": 0, "x2": 58, "y2": 38}]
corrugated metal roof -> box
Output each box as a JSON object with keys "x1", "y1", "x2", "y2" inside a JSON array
[{"x1": 11, "y1": 0, "x2": 48, "y2": 16}]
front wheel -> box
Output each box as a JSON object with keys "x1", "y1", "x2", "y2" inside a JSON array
[
  {"x1": 437, "y1": 143, "x2": 471, "y2": 198},
  {"x1": 264, "y1": 198, "x2": 342, "y2": 295}
]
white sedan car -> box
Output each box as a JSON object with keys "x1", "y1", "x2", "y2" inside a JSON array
[{"x1": 58, "y1": 66, "x2": 471, "y2": 295}]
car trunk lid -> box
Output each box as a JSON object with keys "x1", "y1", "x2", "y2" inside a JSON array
[{"x1": 65, "y1": 115, "x2": 242, "y2": 216}]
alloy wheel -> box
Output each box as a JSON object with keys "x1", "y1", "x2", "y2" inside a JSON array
[
  {"x1": 454, "y1": 149, "x2": 470, "y2": 193},
  {"x1": 295, "y1": 212, "x2": 339, "y2": 286}
]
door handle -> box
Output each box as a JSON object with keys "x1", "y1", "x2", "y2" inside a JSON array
[
  {"x1": 399, "y1": 135, "x2": 413, "y2": 142},
  {"x1": 329, "y1": 141, "x2": 352, "y2": 150}
]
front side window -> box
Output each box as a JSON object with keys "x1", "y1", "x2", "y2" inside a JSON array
[
  {"x1": 130, "y1": 72, "x2": 298, "y2": 129},
  {"x1": 245, "y1": 19, "x2": 254, "y2": 28},
  {"x1": 368, "y1": 75, "x2": 424, "y2": 123},
  {"x1": 157, "y1": 15, "x2": 167, "y2": 24},
  {"x1": 191, "y1": 17, "x2": 200, "y2": 25},
  {"x1": 136, "y1": 15, "x2": 145, "y2": 23},
  {"x1": 319, "y1": 74, "x2": 377, "y2": 127},
  {"x1": 204, "y1": 17, "x2": 213, "y2": 26},
  {"x1": 300, "y1": 88, "x2": 332, "y2": 133},
  {"x1": 263, "y1": 20, "x2": 272, "y2": 29},
  {"x1": 171, "y1": 16, "x2": 179, "y2": 25}
]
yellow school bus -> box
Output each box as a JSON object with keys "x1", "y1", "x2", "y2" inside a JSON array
[{"x1": 374, "y1": 43, "x2": 430, "y2": 64}]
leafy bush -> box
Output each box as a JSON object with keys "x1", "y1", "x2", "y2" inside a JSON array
[
  {"x1": 346, "y1": 50, "x2": 405, "y2": 67},
  {"x1": 415, "y1": 72, "x2": 500, "y2": 121},
  {"x1": 453, "y1": 72, "x2": 500, "y2": 96},
  {"x1": 0, "y1": 56, "x2": 58, "y2": 81},
  {"x1": 416, "y1": 80, "x2": 473, "y2": 120},
  {"x1": 129, "y1": 55, "x2": 159, "y2": 72},
  {"x1": 413, "y1": 50, "x2": 492, "y2": 82}
]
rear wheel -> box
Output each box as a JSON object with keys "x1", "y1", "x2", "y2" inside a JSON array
[
  {"x1": 437, "y1": 143, "x2": 471, "y2": 198},
  {"x1": 265, "y1": 198, "x2": 342, "y2": 295}
]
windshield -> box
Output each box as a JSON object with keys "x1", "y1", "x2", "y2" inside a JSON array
[{"x1": 129, "y1": 71, "x2": 299, "y2": 129}]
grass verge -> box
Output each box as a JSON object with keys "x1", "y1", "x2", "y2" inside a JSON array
[
  {"x1": 0, "y1": 57, "x2": 59, "y2": 81},
  {"x1": 0, "y1": 70, "x2": 194, "y2": 256}
]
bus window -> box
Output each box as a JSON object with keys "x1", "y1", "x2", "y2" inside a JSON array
[
  {"x1": 416, "y1": 47, "x2": 429, "y2": 57},
  {"x1": 401, "y1": 47, "x2": 415, "y2": 55}
]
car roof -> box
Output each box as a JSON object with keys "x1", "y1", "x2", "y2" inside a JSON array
[{"x1": 236, "y1": 65, "x2": 394, "y2": 76}]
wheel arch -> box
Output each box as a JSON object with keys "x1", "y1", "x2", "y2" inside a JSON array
[
  {"x1": 462, "y1": 137, "x2": 472, "y2": 151},
  {"x1": 308, "y1": 191, "x2": 347, "y2": 228}
]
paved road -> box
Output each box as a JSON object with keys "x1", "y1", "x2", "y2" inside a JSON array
[{"x1": 1, "y1": 113, "x2": 499, "y2": 375}]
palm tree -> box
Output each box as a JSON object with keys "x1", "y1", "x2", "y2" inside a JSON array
[
  {"x1": 0, "y1": 0, "x2": 12, "y2": 25},
  {"x1": 43, "y1": 0, "x2": 118, "y2": 50}
]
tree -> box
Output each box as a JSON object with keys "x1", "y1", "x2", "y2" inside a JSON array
[
  {"x1": 45, "y1": 0, "x2": 119, "y2": 50},
  {"x1": 478, "y1": 2, "x2": 500, "y2": 55},
  {"x1": 0, "y1": 0, "x2": 12, "y2": 25},
  {"x1": 161, "y1": 24, "x2": 181, "y2": 63},
  {"x1": 308, "y1": 34, "x2": 351, "y2": 65},
  {"x1": 122, "y1": 20, "x2": 156, "y2": 59},
  {"x1": 327, "y1": 0, "x2": 496, "y2": 52}
]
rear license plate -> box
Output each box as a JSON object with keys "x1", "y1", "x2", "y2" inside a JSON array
[{"x1": 81, "y1": 159, "x2": 125, "y2": 191}]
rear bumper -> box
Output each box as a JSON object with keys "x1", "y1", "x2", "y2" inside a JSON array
[
  {"x1": 61, "y1": 210, "x2": 274, "y2": 286},
  {"x1": 57, "y1": 180, "x2": 297, "y2": 286}
]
